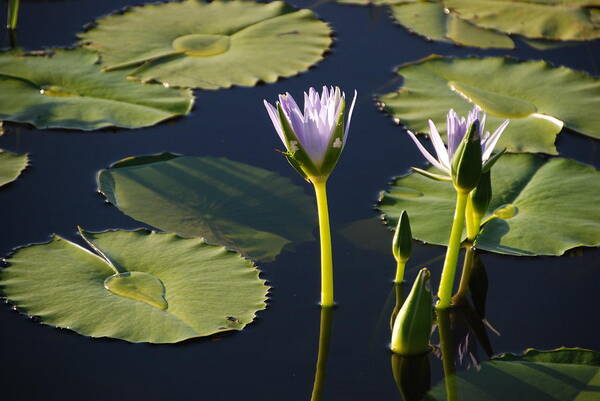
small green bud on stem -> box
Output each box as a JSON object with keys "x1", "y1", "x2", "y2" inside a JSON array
[
  {"x1": 466, "y1": 170, "x2": 492, "y2": 241},
  {"x1": 392, "y1": 210, "x2": 412, "y2": 283},
  {"x1": 391, "y1": 268, "x2": 433, "y2": 355},
  {"x1": 451, "y1": 120, "x2": 482, "y2": 193}
]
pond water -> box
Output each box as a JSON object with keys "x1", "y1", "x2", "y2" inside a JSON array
[{"x1": 0, "y1": 1, "x2": 599, "y2": 400}]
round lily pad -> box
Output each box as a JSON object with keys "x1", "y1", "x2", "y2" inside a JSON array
[
  {"x1": 97, "y1": 154, "x2": 316, "y2": 262},
  {"x1": 378, "y1": 56, "x2": 600, "y2": 155},
  {"x1": 0, "y1": 49, "x2": 193, "y2": 130},
  {"x1": 427, "y1": 348, "x2": 600, "y2": 401},
  {"x1": 0, "y1": 149, "x2": 27, "y2": 187},
  {"x1": 446, "y1": 0, "x2": 600, "y2": 42},
  {"x1": 389, "y1": 1, "x2": 515, "y2": 49},
  {"x1": 378, "y1": 154, "x2": 600, "y2": 256},
  {"x1": 0, "y1": 229, "x2": 268, "y2": 343},
  {"x1": 79, "y1": 0, "x2": 333, "y2": 89}
]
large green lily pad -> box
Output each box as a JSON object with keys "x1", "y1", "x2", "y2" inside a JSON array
[
  {"x1": 0, "y1": 49, "x2": 193, "y2": 130},
  {"x1": 428, "y1": 348, "x2": 600, "y2": 400},
  {"x1": 378, "y1": 154, "x2": 600, "y2": 256},
  {"x1": 389, "y1": 1, "x2": 515, "y2": 49},
  {"x1": 0, "y1": 149, "x2": 27, "y2": 187},
  {"x1": 0, "y1": 229, "x2": 268, "y2": 343},
  {"x1": 79, "y1": 0, "x2": 332, "y2": 89},
  {"x1": 97, "y1": 154, "x2": 316, "y2": 262},
  {"x1": 446, "y1": 0, "x2": 600, "y2": 42},
  {"x1": 379, "y1": 56, "x2": 600, "y2": 155}
]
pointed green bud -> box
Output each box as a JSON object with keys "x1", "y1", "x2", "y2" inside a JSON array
[
  {"x1": 470, "y1": 170, "x2": 492, "y2": 217},
  {"x1": 392, "y1": 210, "x2": 412, "y2": 263},
  {"x1": 451, "y1": 120, "x2": 482, "y2": 193},
  {"x1": 391, "y1": 268, "x2": 433, "y2": 355}
]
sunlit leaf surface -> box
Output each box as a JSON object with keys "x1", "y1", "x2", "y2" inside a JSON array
[
  {"x1": 79, "y1": 0, "x2": 332, "y2": 89},
  {"x1": 0, "y1": 49, "x2": 193, "y2": 130},
  {"x1": 379, "y1": 154, "x2": 600, "y2": 256},
  {"x1": 0, "y1": 149, "x2": 27, "y2": 187},
  {"x1": 389, "y1": 1, "x2": 515, "y2": 49},
  {"x1": 0, "y1": 229, "x2": 268, "y2": 343},
  {"x1": 378, "y1": 56, "x2": 600, "y2": 155},
  {"x1": 446, "y1": 0, "x2": 600, "y2": 42},
  {"x1": 428, "y1": 348, "x2": 600, "y2": 400},
  {"x1": 97, "y1": 154, "x2": 316, "y2": 262}
]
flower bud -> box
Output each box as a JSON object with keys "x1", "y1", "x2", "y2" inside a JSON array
[
  {"x1": 391, "y1": 268, "x2": 433, "y2": 355},
  {"x1": 451, "y1": 120, "x2": 482, "y2": 193},
  {"x1": 470, "y1": 170, "x2": 492, "y2": 218},
  {"x1": 392, "y1": 210, "x2": 412, "y2": 263}
]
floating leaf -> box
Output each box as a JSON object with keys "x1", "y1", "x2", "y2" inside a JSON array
[
  {"x1": 428, "y1": 348, "x2": 600, "y2": 401},
  {"x1": 79, "y1": 0, "x2": 332, "y2": 89},
  {"x1": 389, "y1": 1, "x2": 515, "y2": 49},
  {"x1": 379, "y1": 56, "x2": 600, "y2": 154},
  {"x1": 378, "y1": 154, "x2": 600, "y2": 256},
  {"x1": 0, "y1": 149, "x2": 27, "y2": 187},
  {"x1": 0, "y1": 229, "x2": 268, "y2": 343},
  {"x1": 97, "y1": 154, "x2": 316, "y2": 262},
  {"x1": 445, "y1": 0, "x2": 600, "y2": 42},
  {"x1": 0, "y1": 49, "x2": 193, "y2": 130}
]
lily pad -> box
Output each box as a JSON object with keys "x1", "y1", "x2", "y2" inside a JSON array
[
  {"x1": 0, "y1": 49, "x2": 193, "y2": 131},
  {"x1": 378, "y1": 56, "x2": 600, "y2": 154},
  {"x1": 378, "y1": 154, "x2": 600, "y2": 256},
  {"x1": 79, "y1": 0, "x2": 332, "y2": 89},
  {"x1": 0, "y1": 149, "x2": 27, "y2": 187},
  {"x1": 428, "y1": 348, "x2": 600, "y2": 400},
  {"x1": 0, "y1": 229, "x2": 268, "y2": 343},
  {"x1": 445, "y1": 0, "x2": 600, "y2": 42},
  {"x1": 97, "y1": 154, "x2": 316, "y2": 262},
  {"x1": 389, "y1": 1, "x2": 515, "y2": 49}
]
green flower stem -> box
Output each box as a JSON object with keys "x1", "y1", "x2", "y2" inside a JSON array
[
  {"x1": 7, "y1": 0, "x2": 20, "y2": 30},
  {"x1": 312, "y1": 178, "x2": 334, "y2": 307},
  {"x1": 394, "y1": 259, "x2": 406, "y2": 284},
  {"x1": 438, "y1": 309, "x2": 458, "y2": 401},
  {"x1": 437, "y1": 190, "x2": 468, "y2": 309},
  {"x1": 310, "y1": 307, "x2": 334, "y2": 401},
  {"x1": 452, "y1": 245, "x2": 475, "y2": 306}
]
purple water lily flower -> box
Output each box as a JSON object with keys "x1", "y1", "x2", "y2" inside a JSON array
[
  {"x1": 407, "y1": 106, "x2": 509, "y2": 177},
  {"x1": 264, "y1": 86, "x2": 357, "y2": 179}
]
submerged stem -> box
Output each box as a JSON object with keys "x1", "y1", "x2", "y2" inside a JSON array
[
  {"x1": 437, "y1": 190, "x2": 468, "y2": 309},
  {"x1": 313, "y1": 178, "x2": 334, "y2": 307},
  {"x1": 438, "y1": 309, "x2": 458, "y2": 401},
  {"x1": 310, "y1": 307, "x2": 334, "y2": 401},
  {"x1": 7, "y1": 0, "x2": 19, "y2": 30}
]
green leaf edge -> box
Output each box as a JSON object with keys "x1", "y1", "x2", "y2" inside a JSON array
[
  {"x1": 0, "y1": 149, "x2": 29, "y2": 187},
  {"x1": 493, "y1": 347, "x2": 600, "y2": 367}
]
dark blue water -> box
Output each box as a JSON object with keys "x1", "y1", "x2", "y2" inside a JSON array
[{"x1": 0, "y1": 1, "x2": 599, "y2": 400}]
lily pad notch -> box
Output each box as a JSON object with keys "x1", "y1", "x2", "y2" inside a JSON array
[
  {"x1": 0, "y1": 228, "x2": 269, "y2": 343},
  {"x1": 79, "y1": 0, "x2": 334, "y2": 89}
]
